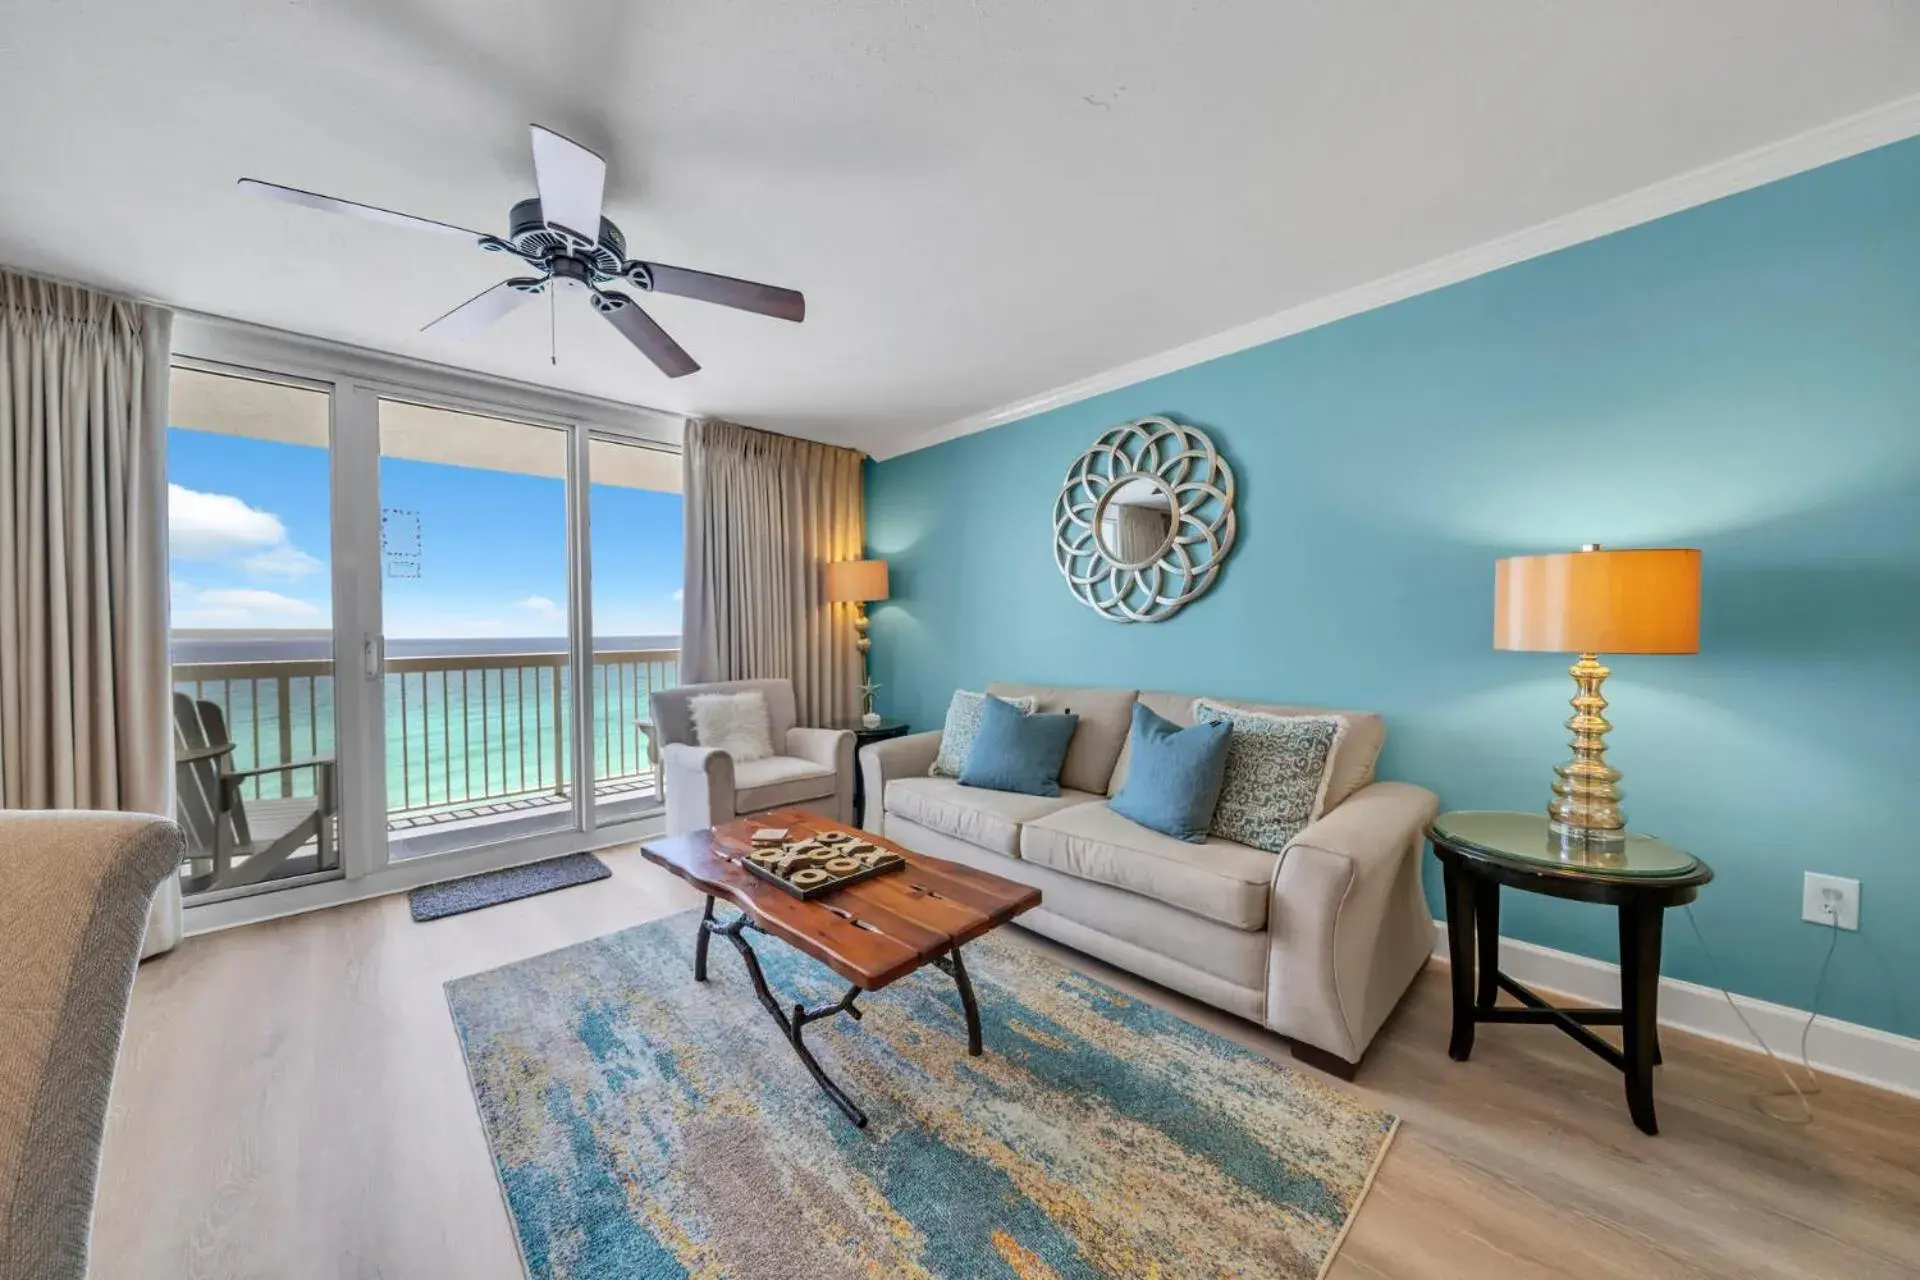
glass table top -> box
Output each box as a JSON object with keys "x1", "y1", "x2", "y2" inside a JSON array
[{"x1": 1430, "y1": 811, "x2": 1700, "y2": 878}]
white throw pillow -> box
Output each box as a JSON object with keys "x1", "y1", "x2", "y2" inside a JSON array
[{"x1": 689, "y1": 692, "x2": 775, "y2": 763}]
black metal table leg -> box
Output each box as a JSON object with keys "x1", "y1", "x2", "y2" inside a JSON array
[
  {"x1": 693, "y1": 895, "x2": 715, "y2": 982},
  {"x1": 1441, "y1": 854, "x2": 1478, "y2": 1061},
  {"x1": 934, "y1": 947, "x2": 983, "y2": 1056},
  {"x1": 703, "y1": 909, "x2": 870, "y2": 1128}
]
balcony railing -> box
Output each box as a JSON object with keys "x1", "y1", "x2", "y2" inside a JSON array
[{"x1": 170, "y1": 648, "x2": 678, "y2": 822}]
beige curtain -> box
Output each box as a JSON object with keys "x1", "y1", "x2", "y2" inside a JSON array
[
  {"x1": 0, "y1": 271, "x2": 176, "y2": 948},
  {"x1": 681, "y1": 418, "x2": 865, "y2": 726}
]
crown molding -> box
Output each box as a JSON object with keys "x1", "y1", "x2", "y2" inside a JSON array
[{"x1": 871, "y1": 91, "x2": 1920, "y2": 462}]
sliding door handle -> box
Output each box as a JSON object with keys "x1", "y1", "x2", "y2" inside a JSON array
[{"x1": 362, "y1": 634, "x2": 386, "y2": 682}]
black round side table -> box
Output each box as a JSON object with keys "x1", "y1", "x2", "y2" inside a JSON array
[
  {"x1": 1428, "y1": 811, "x2": 1714, "y2": 1135},
  {"x1": 831, "y1": 718, "x2": 910, "y2": 827}
]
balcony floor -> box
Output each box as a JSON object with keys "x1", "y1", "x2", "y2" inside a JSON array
[{"x1": 386, "y1": 775, "x2": 659, "y2": 834}]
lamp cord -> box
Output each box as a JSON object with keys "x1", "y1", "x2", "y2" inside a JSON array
[{"x1": 1682, "y1": 904, "x2": 1835, "y2": 1125}]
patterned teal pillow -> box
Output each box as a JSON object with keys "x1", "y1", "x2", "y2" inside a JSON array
[
  {"x1": 930, "y1": 690, "x2": 1039, "y2": 778},
  {"x1": 1194, "y1": 701, "x2": 1346, "y2": 853}
]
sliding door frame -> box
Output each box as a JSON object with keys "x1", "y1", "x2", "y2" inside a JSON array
[{"x1": 172, "y1": 314, "x2": 683, "y2": 930}]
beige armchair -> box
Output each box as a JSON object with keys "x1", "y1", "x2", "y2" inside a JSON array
[
  {"x1": 0, "y1": 811, "x2": 183, "y2": 1280},
  {"x1": 649, "y1": 679, "x2": 855, "y2": 834}
]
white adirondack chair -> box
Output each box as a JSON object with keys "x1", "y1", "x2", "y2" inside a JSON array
[{"x1": 173, "y1": 692, "x2": 338, "y2": 894}]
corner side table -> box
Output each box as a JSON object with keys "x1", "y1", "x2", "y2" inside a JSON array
[{"x1": 1428, "y1": 811, "x2": 1713, "y2": 1135}]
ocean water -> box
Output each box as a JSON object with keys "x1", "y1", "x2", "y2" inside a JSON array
[{"x1": 172, "y1": 634, "x2": 678, "y2": 814}]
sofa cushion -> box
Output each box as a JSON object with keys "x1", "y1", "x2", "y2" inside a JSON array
[
  {"x1": 930, "y1": 690, "x2": 1039, "y2": 779},
  {"x1": 986, "y1": 683, "x2": 1139, "y2": 795},
  {"x1": 1108, "y1": 702, "x2": 1232, "y2": 842},
  {"x1": 1020, "y1": 802, "x2": 1275, "y2": 931},
  {"x1": 882, "y1": 776, "x2": 1100, "y2": 858},
  {"x1": 1112, "y1": 691, "x2": 1385, "y2": 811},
  {"x1": 1194, "y1": 702, "x2": 1344, "y2": 853},
  {"x1": 734, "y1": 755, "x2": 838, "y2": 812},
  {"x1": 960, "y1": 697, "x2": 1079, "y2": 797}
]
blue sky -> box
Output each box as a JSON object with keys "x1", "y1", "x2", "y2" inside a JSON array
[{"x1": 168, "y1": 427, "x2": 683, "y2": 638}]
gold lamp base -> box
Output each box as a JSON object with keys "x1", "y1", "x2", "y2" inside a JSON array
[{"x1": 1546, "y1": 653, "x2": 1626, "y2": 850}]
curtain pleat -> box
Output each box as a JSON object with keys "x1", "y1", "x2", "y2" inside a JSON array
[
  {"x1": 0, "y1": 270, "x2": 172, "y2": 817},
  {"x1": 680, "y1": 418, "x2": 864, "y2": 726}
]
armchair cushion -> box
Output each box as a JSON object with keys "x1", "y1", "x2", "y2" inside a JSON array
[{"x1": 734, "y1": 756, "x2": 838, "y2": 812}]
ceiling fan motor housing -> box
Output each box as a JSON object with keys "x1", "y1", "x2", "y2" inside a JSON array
[{"x1": 491, "y1": 197, "x2": 628, "y2": 281}]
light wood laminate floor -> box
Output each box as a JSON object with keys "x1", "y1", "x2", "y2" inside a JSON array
[{"x1": 94, "y1": 843, "x2": 1920, "y2": 1279}]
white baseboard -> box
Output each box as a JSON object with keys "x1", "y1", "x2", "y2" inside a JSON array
[{"x1": 1430, "y1": 922, "x2": 1920, "y2": 1101}]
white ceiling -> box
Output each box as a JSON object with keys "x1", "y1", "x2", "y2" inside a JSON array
[{"x1": 4, "y1": 1, "x2": 1920, "y2": 457}]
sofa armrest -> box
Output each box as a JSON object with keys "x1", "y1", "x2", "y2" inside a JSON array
[
  {"x1": 857, "y1": 730, "x2": 942, "y2": 833},
  {"x1": 787, "y1": 727, "x2": 857, "y2": 825},
  {"x1": 1265, "y1": 781, "x2": 1439, "y2": 1063},
  {"x1": 662, "y1": 742, "x2": 738, "y2": 835}
]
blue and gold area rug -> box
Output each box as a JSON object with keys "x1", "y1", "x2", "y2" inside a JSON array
[{"x1": 446, "y1": 911, "x2": 1398, "y2": 1279}]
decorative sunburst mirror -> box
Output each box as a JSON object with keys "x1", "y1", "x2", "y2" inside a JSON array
[{"x1": 1052, "y1": 417, "x2": 1237, "y2": 622}]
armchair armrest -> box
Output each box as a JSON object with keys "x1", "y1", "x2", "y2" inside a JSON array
[
  {"x1": 857, "y1": 730, "x2": 942, "y2": 834},
  {"x1": 786, "y1": 727, "x2": 857, "y2": 826},
  {"x1": 1266, "y1": 781, "x2": 1438, "y2": 1063},
  {"x1": 216, "y1": 758, "x2": 338, "y2": 813},
  {"x1": 662, "y1": 742, "x2": 737, "y2": 835}
]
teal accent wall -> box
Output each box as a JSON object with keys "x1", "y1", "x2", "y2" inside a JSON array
[{"x1": 865, "y1": 136, "x2": 1920, "y2": 1039}]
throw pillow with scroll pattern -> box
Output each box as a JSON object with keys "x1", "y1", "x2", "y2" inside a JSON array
[{"x1": 1194, "y1": 700, "x2": 1346, "y2": 853}]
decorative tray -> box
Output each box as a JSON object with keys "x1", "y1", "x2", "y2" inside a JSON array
[{"x1": 738, "y1": 829, "x2": 905, "y2": 900}]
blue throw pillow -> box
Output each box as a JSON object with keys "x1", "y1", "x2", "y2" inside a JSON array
[
  {"x1": 1108, "y1": 702, "x2": 1232, "y2": 843},
  {"x1": 959, "y1": 694, "x2": 1079, "y2": 797}
]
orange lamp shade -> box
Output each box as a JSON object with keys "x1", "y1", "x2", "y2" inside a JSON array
[
  {"x1": 1494, "y1": 548, "x2": 1700, "y2": 654},
  {"x1": 826, "y1": 558, "x2": 890, "y2": 603}
]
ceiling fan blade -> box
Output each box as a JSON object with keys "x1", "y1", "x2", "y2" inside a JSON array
[
  {"x1": 237, "y1": 178, "x2": 487, "y2": 241},
  {"x1": 529, "y1": 125, "x2": 606, "y2": 248},
  {"x1": 593, "y1": 290, "x2": 699, "y2": 378},
  {"x1": 421, "y1": 278, "x2": 544, "y2": 340},
  {"x1": 634, "y1": 262, "x2": 806, "y2": 322}
]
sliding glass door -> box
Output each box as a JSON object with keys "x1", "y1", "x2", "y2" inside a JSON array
[
  {"x1": 167, "y1": 365, "x2": 345, "y2": 902},
  {"x1": 587, "y1": 434, "x2": 683, "y2": 825},
  {"x1": 377, "y1": 398, "x2": 579, "y2": 858}
]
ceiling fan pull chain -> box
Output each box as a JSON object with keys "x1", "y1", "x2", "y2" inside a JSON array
[{"x1": 549, "y1": 281, "x2": 557, "y2": 366}]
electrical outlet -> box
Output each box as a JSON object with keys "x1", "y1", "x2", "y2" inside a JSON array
[{"x1": 1802, "y1": 872, "x2": 1860, "y2": 931}]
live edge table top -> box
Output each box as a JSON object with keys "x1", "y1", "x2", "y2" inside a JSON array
[{"x1": 641, "y1": 809, "x2": 1041, "y2": 992}]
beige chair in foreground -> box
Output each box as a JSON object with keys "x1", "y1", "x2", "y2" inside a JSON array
[
  {"x1": 649, "y1": 679, "x2": 855, "y2": 835},
  {"x1": 0, "y1": 811, "x2": 182, "y2": 1280}
]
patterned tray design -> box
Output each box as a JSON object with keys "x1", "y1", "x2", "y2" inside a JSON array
[{"x1": 740, "y1": 829, "x2": 905, "y2": 900}]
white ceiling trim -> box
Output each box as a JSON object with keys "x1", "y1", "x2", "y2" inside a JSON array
[{"x1": 872, "y1": 90, "x2": 1920, "y2": 462}]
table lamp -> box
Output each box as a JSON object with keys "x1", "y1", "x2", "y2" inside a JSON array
[
  {"x1": 826, "y1": 559, "x2": 889, "y2": 726},
  {"x1": 1494, "y1": 545, "x2": 1700, "y2": 849}
]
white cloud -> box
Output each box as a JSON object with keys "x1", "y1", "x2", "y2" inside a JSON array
[
  {"x1": 169, "y1": 485, "x2": 285, "y2": 558},
  {"x1": 671, "y1": 587, "x2": 684, "y2": 601},
  {"x1": 170, "y1": 582, "x2": 324, "y2": 629},
  {"x1": 243, "y1": 543, "x2": 325, "y2": 579},
  {"x1": 170, "y1": 484, "x2": 325, "y2": 581},
  {"x1": 517, "y1": 595, "x2": 563, "y2": 620}
]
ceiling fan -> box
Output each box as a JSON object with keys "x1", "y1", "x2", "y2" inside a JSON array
[{"x1": 238, "y1": 125, "x2": 804, "y2": 378}]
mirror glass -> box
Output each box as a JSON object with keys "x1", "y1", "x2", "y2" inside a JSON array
[{"x1": 1095, "y1": 476, "x2": 1175, "y2": 567}]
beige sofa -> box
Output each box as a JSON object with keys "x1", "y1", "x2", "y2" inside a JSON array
[{"x1": 861, "y1": 684, "x2": 1437, "y2": 1076}]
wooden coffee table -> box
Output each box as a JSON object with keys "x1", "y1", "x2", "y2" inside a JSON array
[{"x1": 640, "y1": 808, "x2": 1041, "y2": 1128}]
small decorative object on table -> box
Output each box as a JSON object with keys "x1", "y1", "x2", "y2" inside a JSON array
[
  {"x1": 741, "y1": 828, "x2": 905, "y2": 899},
  {"x1": 1429, "y1": 810, "x2": 1713, "y2": 1135}
]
